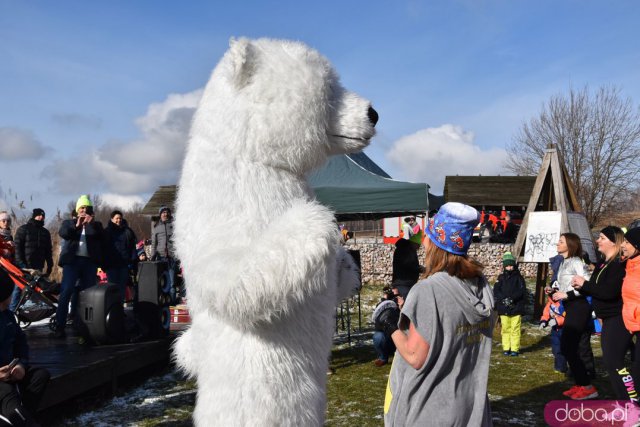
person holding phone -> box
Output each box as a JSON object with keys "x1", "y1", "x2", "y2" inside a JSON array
[
  {"x1": 0, "y1": 268, "x2": 50, "y2": 426},
  {"x1": 54, "y1": 195, "x2": 104, "y2": 339}
]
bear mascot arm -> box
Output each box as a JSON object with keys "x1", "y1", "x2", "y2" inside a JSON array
[{"x1": 182, "y1": 198, "x2": 361, "y2": 328}]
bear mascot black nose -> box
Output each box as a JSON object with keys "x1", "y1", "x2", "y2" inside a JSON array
[{"x1": 368, "y1": 106, "x2": 379, "y2": 126}]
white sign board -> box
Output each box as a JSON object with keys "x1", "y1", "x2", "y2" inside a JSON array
[{"x1": 524, "y1": 211, "x2": 562, "y2": 262}]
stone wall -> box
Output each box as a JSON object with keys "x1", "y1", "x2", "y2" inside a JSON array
[{"x1": 345, "y1": 238, "x2": 539, "y2": 285}]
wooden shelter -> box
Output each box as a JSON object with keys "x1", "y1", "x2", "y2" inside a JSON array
[
  {"x1": 142, "y1": 185, "x2": 177, "y2": 216},
  {"x1": 444, "y1": 175, "x2": 537, "y2": 210},
  {"x1": 512, "y1": 144, "x2": 585, "y2": 317}
]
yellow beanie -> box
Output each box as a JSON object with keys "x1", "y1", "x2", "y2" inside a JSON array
[{"x1": 76, "y1": 194, "x2": 93, "y2": 212}]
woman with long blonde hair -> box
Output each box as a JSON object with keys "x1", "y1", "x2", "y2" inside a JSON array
[
  {"x1": 382, "y1": 203, "x2": 495, "y2": 427},
  {"x1": 573, "y1": 226, "x2": 630, "y2": 400}
]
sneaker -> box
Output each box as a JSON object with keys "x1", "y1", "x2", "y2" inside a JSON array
[
  {"x1": 562, "y1": 385, "x2": 581, "y2": 397},
  {"x1": 374, "y1": 359, "x2": 388, "y2": 367},
  {"x1": 570, "y1": 385, "x2": 599, "y2": 400},
  {"x1": 510, "y1": 351, "x2": 519, "y2": 356},
  {"x1": 503, "y1": 351, "x2": 511, "y2": 356}
]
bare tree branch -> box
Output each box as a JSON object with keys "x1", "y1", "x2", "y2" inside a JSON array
[{"x1": 505, "y1": 85, "x2": 640, "y2": 227}]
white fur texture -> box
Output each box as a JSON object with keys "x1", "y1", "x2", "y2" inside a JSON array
[{"x1": 174, "y1": 37, "x2": 374, "y2": 426}]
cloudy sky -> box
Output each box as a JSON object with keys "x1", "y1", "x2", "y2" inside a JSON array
[{"x1": 1, "y1": 1, "x2": 639, "y2": 217}]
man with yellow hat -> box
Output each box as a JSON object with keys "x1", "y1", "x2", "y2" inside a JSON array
[{"x1": 54, "y1": 195, "x2": 104, "y2": 338}]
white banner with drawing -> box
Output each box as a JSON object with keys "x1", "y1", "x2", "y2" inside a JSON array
[{"x1": 524, "y1": 211, "x2": 562, "y2": 262}]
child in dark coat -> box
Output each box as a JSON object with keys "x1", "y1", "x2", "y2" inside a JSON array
[{"x1": 494, "y1": 252, "x2": 526, "y2": 356}]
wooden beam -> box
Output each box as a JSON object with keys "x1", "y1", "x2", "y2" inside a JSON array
[
  {"x1": 513, "y1": 149, "x2": 553, "y2": 260},
  {"x1": 550, "y1": 150, "x2": 570, "y2": 233}
]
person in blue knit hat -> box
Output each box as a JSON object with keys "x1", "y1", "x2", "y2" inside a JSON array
[{"x1": 382, "y1": 202, "x2": 496, "y2": 426}]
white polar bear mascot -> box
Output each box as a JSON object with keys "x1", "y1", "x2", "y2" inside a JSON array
[{"x1": 173, "y1": 37, "x2": 377, "y2": 426}]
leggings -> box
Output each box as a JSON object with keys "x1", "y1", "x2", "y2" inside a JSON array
[
  {"x1": 561, "y1": 298, "x2": 593, "y2": 386},
  {"x1": 601, "y1": 315, "x2": 636, "y2": 400}
]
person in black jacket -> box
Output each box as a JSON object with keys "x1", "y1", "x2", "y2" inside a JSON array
[
  {"x1": 54, "y1": 195, "x2": 104, "y2": 339},
  {"x1": 572, "y1": 226, "x2": 633, "y2": 400},
  {"x1": 391, "y1": 231, "x2": 425, "y2": 299},
  {"x1": 371, "y1": 287, "x2": 402, "y2": 367},
  {"x1": 493, "y1": 251, "x2": 526, "y2": 356},
  {"x1": 103, "y1": 210, "x2": 137, "y2": 302},
  {"x1": 0, "y1": 268, "x2": 50, "y2": 427},
  {"x1": 10, "y1": 209, "x2": 53, "y2": 312}
]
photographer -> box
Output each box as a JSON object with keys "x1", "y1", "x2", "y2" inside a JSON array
[
  {"x1": 371, "y1": 287, "x2": 403, "y2": 367},
  {"x1": 0, "y1": 269, "x2": 50, "y2": 426},
  {"x1": 54, "y1": 195, "x2": 104, "y2": 339}
]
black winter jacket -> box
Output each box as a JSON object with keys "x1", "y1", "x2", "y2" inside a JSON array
[
  {"x1": 0, "y1": 309, "x2": 29, "y2": 368},
  {"x1": 493, "y1": 268, "x2": 526, "y2": 316},
  {"x1": 102, "y1": 221, "x2": 137, "y2": 269},
  {"x1": 58, "y1": 219, "x2": 104, "y2": 267},
  {"x1": 579, "y1": 258, "x2": 626, "y2": 319},
  {"x1": 14, "y1": 219, "x2": 53, "y2": 274},
  {"x1": 391, "y1": 238, "x2": 421, "y2": 288}
]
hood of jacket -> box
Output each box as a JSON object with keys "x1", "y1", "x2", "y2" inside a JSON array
[{"x1": 434, "y1": 272, "x2": 494, "y2": 324}]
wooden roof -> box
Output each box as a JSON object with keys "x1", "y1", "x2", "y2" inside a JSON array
[
  {"x1": 142, "y1": 185, "x2": 177, "y2": 216},
  {"x1": 444, "y1": 176, "x2": 536, "y2": 207}
]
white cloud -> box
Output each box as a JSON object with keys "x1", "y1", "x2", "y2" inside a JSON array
[
  {"x1": 0, "y1": 127, "x2": 47, "y2": 160},
  {"x1": 100, "y1": 193, "x2": 145, "y2": 210},
  {"x1": 386, "y1": 124, "x2": 508, "y2": 194},
  {"x1": 98, "y1": 90, "x2": 202, "y2": 174},
  {"x1": 43, "y1": 89, "x2": 203, "y2": 197}
]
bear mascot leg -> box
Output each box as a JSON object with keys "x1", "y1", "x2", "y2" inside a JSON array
[{"x1": 173, "y1": 37, "x2": 377, "y2": 426}]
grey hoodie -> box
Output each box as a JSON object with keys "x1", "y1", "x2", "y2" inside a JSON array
[{"x1": 384, "y1": 271, "x2": 496, "y2": 427}]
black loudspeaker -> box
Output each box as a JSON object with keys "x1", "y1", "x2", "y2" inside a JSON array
[
  {"x1": 77, "y1": 283, "x2": 125, "y2": 345},
  {"x1": 136, "y1": 261, "x2": 172, "y2": 334}
]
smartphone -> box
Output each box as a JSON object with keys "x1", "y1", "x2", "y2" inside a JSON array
[{"x1": 7, "y1": 358, "x2": 19, "y2": 369}]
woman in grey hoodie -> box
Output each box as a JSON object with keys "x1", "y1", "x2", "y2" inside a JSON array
[{"x1": 382, "y1": 202, "x2": 496, "y2": 427}]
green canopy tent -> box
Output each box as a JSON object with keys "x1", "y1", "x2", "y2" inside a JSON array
[
  {"x1": 142, "y1": 152, "x2": 429, "y2": 220},
  {"x1": 307, "y1": 152, "x2": 429, "y2": 221}
]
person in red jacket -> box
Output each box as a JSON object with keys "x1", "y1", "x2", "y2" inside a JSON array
[
  {"x1": 621, "y1": 227, "x2": 640, "y2": 396},
  {"x1": 540, "y1": 293, "x2": 567, "y2": 373}
]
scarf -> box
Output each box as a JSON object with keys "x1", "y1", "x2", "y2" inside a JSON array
[{"x1": 0, "y1": 227, "x2": 12, "y2": 241}]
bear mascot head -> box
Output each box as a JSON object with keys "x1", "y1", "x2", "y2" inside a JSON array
[{"x1": 174, "y1": 37, "x2": 377, "y2": 426}]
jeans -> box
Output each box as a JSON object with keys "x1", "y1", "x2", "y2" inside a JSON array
[
  {"x1": 550, "y1": 327, "x2": 567, "y2": 372},
  {"x1": 56, "y1": 256, "x2": 97, "y2": 330},
  {"x1": 373, "y1": 331, "x2": 396, "y2": 362},
  {"x1": 8, "y1": 286, "x2": 22, "y2": 312},
  {"x1": 159, "y1": 257, "x2": 180, "y2": 303},
  {"x1": 105, "y1": 266, "x2": 129, "y2": 302}
]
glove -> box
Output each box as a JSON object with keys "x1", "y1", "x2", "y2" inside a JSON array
[
  {"x1": 539, "y1": 320, "x2": 548, "y2": 329},
  {"x1": 377, "y1": 306, "x2": 400, "y2": 337},
  {"x1": 548, "y1": 318, "x2": 558, "y2": 328}
]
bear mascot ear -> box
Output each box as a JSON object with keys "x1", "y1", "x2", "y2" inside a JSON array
[{"x1": 228, "y1": 37, "x2": 257, "y2": 89}]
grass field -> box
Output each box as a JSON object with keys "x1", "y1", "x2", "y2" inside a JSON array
[
  {"x1": 326, "y1": 281, "x2": 611, "y2": 427},
  {"x1": 53, "y1": 280, "x2": 617, "y2": 426}
]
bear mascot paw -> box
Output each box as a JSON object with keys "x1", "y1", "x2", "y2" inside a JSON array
[{"x1": 173, "y1": 37, "x2": 377, "y2": 426}]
